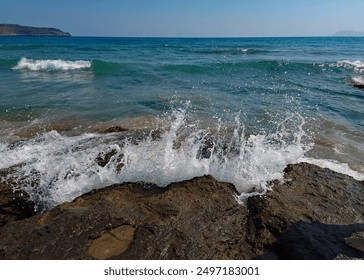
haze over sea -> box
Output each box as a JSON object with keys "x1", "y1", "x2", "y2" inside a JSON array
[{"x1": 0, "y1": 36, "x2": 363, "y2": 211}]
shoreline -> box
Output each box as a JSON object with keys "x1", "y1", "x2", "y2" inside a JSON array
[{"x1": 0, "y1": 162, "x2": 363, "y2": 260}]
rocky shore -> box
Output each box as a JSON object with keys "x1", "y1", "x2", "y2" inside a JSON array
[{"x1": 0, "y1": 162, "x2": 363, "y2": 260}]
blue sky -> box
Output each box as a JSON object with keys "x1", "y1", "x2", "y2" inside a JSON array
[{"x1": 1, "y1": 0, "x2": 363, "y2": 37}]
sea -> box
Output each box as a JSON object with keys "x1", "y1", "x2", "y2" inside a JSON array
[{"x1": 0, "y1": 36, "x2": 363, "y2": 211}]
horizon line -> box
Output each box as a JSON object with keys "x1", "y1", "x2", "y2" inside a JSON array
[{"x1": 59, "y1": 34, "x2": 364, "y2": 39}]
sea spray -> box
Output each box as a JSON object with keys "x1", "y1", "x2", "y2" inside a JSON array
[
  {"x1": 335, "y1": 60, "x2": 364, "y2": 73},
  {"x1": 1, "y1": 109, "x2": 317, "y2": 211},
  {"x1": 12, "y1": 58, "x2": 91, "y2": 71}
]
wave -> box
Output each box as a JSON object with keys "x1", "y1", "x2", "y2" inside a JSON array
[
  {"x1": 335, "y1": 60, "x2": 364, "y2": 73},
  {"x1": 0, "y1": 109, "x2": 310, "y2": 211},
  {"x1": 0, "y1": 44, "x2": 51, "y2": 51},
  {"x1": 11, "y1": 57, "x2": 126, "y2": 75},
  {"x1": 12, "y1": 58, "x2": 92, "y2": 71},
  {"x1": 350, "y1": 76, "x2": 364, "y2": 86},
  {"x1": 161, "y1": 60, "x2": 324, "y2": 75},
  {"x1": 162, "y1": 64, "x2": 211, "y2": 74},
  {"x1": 217, "y1": 60, "x2": 325, "y2": 73},
  {"x1": 91, "y1": 59, "x2": 126, "y2": 75},
  {"x1": 0, "y1": 58, "x2": 19, "y2": 69},
  {"x1": 199, "y1": 48, "x2": 267, "y2": 55},
  {"x1": 1, "y1": 109, "x2": 363, "y2": 212}
]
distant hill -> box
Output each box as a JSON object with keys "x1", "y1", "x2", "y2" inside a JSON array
[
  {"x1": 0, "y1": 24, "x2": 71, "y2": 36},
  {"x1": 333, "y1": 30, "x2": 364, "y2": 37}
]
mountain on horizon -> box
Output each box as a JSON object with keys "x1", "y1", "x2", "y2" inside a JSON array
[
  {"x1": 0, "y1": 24, "x2": 71, "y2": 36},
  {"x1": 333, "y1": 30, "x2": 364, "y2": 37}
]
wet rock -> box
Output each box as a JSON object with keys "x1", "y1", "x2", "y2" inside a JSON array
[
  {"x1": 345, "y1": 231, "x2": 364, "y2": 253},
  {"x1": 88, "y1": 225, "x2": 136, "y2": 259},
  {"x1": 0, "y1": 163, "x2": 363, "y2": 259},
  {"x1": 353, "y1": 83, "x2": 364, "y2": 89},
  {"x1": 270, "y1": 222, "x2": 364, "y2": 259},
  {"x1": 101, "y1": 126, "x2": 128, "y2": 134},
  {"x1": 247, "y1": 163, "x2": 364, "y2": 259},
  {"x1": 0, "y1": 168, "x2": 36, "y2": 226},
  {"x1": 95, "y1": 149, "x2": 118, "y2": 167},
  {"x1": 0, "y1": 175, "x2": 254, "y2": 260}
]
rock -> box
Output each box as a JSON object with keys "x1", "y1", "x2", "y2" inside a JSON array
[
  {"x1": 95, "y1": 149, "x2": 118, "y2": 167},
  {"x1": 88, "y1": 225, "x2": 136, "y2": 259},
  {"x1": 353, "y1": 84, "x2": 364, "y2": 89},
  {"x1": 0, "y1": 163, "x2": 363, "y2": 260},
  {"x1": 101, "y1": 126, "x2": 128, "y2": 134},
  {"x1": 0, "y1": 24, "x2": 71, "y2": 36},
  {"x1": 0, "y1": 175, "x2": 255, "y2": 260},
  {"x1": 0, "y1": 168, "x2": 36, "y2": 226},
  {"x1": 345, "y1": 231, "x2": 364, "y2": 253},
  {"x1": 271, "y1": 222, "x2": 364, "y2": 259},
  {"x1": 247, "y1": 163, "x2": 364, "y2": 259}
]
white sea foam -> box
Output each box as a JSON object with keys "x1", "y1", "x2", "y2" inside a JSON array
[
  {"x1": 335, "y1": 60, "x2": 364, "y2": 73},
  {"x1": 1, "y1": 110, "x2": 362, "y2": 211},
  {"x1": 351, "y1": 76, "x2": 364, "y2": 85},
  {"x1": 299, "y1": 158, "x2": 364, "y2": 181},
  {"x1": 12, "y1": 58, "x2": 91, "y2": 71}
]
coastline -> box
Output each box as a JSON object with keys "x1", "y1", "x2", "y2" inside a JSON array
[{"x1": 1, "y1": 162, "x2": 363, "y2": 260}]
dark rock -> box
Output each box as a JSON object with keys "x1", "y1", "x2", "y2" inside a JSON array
[
  {"x1": 0, "y1": 168, "x2": 36, "y2": 226},
  {"x1": 345, "y1": 231, "x2": 364, "y2": 253},
  {"x1": 95, "y1": 149, "x2": 118, "y2": 167},
  {"x1": 101, "y1": 126, "x2": 128, "y2": 134},
  {"x1": 353, "y1": 84, "x2": 364, "y2": 89},
  {"x1": 0, "y1": 24, "x2": 71, "y2": 36},
  {"x1": 246, "y1": 163, "x2": 364, "y2": 259},
  {"x1": 0, "y1": 162, "x2": 363, "y2": 259},
  {"x1": 0, "y1": 175, "x2": 254, "y2": 260},
  {"x1": 271, "y1": 222, "x2": 364, "y2": 259}
]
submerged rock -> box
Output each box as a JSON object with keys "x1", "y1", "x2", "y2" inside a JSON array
[
  {"x1": 0, "y1": 163, "x2": 363, "y2": 259},
  {"x1": 353, "y1": 83, "x2": 364, "y2": 89}
]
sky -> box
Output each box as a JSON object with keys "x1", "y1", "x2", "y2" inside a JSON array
[{"x1": 1, "y1": 0, "x2": 364, "y2": 37}]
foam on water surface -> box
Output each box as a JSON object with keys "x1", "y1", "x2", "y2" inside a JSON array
[
  {"x1": 13, "y1": 57, "x2": 91, "y2": 71},
  {"x1": 3, "y1": 109, "x2": 361, "y2": 212},
  {"x1": 351, "y1": 76, "x2": 364, "y2": 85},
  {"x1": 1, "y1": 107, "x2": 364, "y2": 212},
  {"x1": 335, "y1": 60, "x2": 364, "y2": 73}
]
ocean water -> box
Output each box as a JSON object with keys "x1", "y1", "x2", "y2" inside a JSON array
[{"x1": 0, "y1": 36, "x2": 363, "y2": 211}]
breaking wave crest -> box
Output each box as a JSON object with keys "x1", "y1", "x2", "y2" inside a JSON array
[
  {"x1": 0, "y1": 110, "x2": 312, "y2": 211},
  {"x1": 12, "y1": 57, "x2": 91, "y2": 71},
  {"x1": 200, "y1": 48, "x2": 267, "y2": 55},
  {"x1": 1, "y1": 109, "x2": 362, "y2": 212},
  {"x1": 335, "y1": 60, "x2": 364, "y2": 73},
  {"x1": 351, "y1": 76, "x2": 364, "y2": 86}
]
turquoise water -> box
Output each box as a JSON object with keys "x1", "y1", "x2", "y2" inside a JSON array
[{"x1": 0, "y1": 37, "x2": 363, "y2": 210}]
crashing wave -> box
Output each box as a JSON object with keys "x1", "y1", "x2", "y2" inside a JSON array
[
  {"x1": 335, "y1": 60, "x2": 364, "y2": 73},
  {"x1": 0, "y1": 110, "x2": 312, "y2": 211},
  {"x1": 12, "y1": 57, "x2": 91, "y2": 71},
  {"x1": 350, "y1": 76, "x2": 364, "y2": 88}
]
